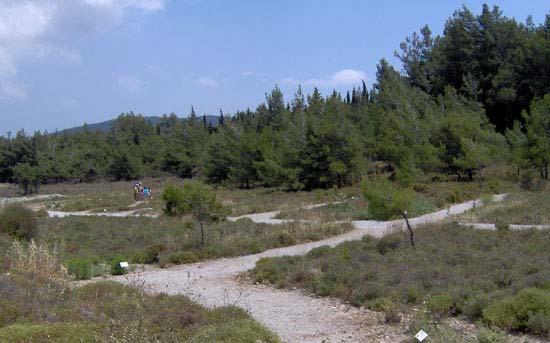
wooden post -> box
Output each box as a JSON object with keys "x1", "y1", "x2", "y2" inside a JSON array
[{"x1": 402, "y1": 211, "x2": 415, "y2": 246}]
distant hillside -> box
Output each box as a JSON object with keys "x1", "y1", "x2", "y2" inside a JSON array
[{"x1": 58, "y1": 115, "x2": 221, "y2": 134}]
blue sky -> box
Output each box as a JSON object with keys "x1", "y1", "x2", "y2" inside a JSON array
[{"x1": 0, "y1": 0, "x2": 548, "y2": 134}]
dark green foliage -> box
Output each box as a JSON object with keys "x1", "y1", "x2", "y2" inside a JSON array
[
  {"x1": 166, "y1": 251, "x2": 200, "y2": 265},
  {"x1": 110, "y1": 256, "x2": 129, "y2": 275},
  {"x1": 162, "y1": 181, "x2": 225, "y2": 227},
  {"x1": 0, "y1": 204, "x2": 37, "y2": 241},
  {"x1": 64, "y1": 257, "x2": 100, "y2": 280},
  {"x1": 131, "y1": 244, "x2": 165, "y2": 264},
  {"x1": 523, "y1": 95, "x2": 550, "y2": 179},
  {"x1": 483, "y1": 288, "x2": 550, "y2": 335},
  {"x1": 362, "y1": 178, "x2": 414, "y2": 220},
  {"x1": 12, "y1": 163, "x2": 41, "y2": 195},
  {"x1": 399, "y1": 5, "x2": 550, "y2": 131},
  {"x1": 427, "y1": 294, "x2": 454, "y2": 317}
]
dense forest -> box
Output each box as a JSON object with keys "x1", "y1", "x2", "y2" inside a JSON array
[{"x1": 1, "y1": 5, "x2": 549, "y2": 194}]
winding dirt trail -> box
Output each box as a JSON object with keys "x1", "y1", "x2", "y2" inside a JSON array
[
  {"x1": 0, "y1": 194, "x2": 64, "y2": 206},
  {"x1": 47, "y1": 208, "x2": 158, "y2": 218},
  {"x1": 111, "y1": 195, "x2": 507, "y2": 343}
]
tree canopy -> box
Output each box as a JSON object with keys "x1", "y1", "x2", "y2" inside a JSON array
[{"x1": 1, "y1": 4, "x2": 548, "y2": 192}]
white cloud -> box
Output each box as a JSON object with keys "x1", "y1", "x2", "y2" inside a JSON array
[
  {"x1": 118, "y1": 76, "x2": 145, "y2": 92},
  {"x1": 0, "y1": 0, "x2": 167, "y2": 100},
  {"x1": 281, "y1": 69, "x2": 367, "y2": 88},
  {"x1": 195, "y1": 76, "x2": 220, "y2": 88}
]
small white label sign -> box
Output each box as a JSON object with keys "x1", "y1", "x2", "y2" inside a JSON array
[
  {"x1": 119, "y1": 262, "x2": 129, "y2": 269},
  {"x1": 415, "y1": 330, "x2": 428, "y2": 342}
]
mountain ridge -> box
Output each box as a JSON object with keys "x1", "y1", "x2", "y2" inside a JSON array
[{"x1": 57, "y1": 114, "x2": 221, "y2": 134}]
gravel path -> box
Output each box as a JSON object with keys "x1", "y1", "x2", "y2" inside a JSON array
[
  {"x1": 112, "y1": 194, "x2": 507, "y2": 343},
  {"x1": 457, "y1": 222, "x2": 550, "y2": 231},
  {"x1": 47, "y1": 208, "x2": 158, "y2": 218},
  {"x1": 0, "y1": 193, "x2": 64, "y2": 206}
]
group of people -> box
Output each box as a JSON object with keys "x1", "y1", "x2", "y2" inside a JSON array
[{"x1": 133, "y1": 182, "x2": 153, "y2": 201}]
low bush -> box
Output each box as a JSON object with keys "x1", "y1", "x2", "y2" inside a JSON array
[
  {"x1": 0, "y1": 300, "x2": 20, "y2": 327},
  {"x1": 64, "y1": 257, "x2": 106, "y2": 280},
  {"x1": 376, "y1": 234, "x2": 401, "y2": 255},
  {"x1": 7, "y1": 240, "x2": 68, "y2": 282},
  {"x1": 427, "y1": 294, "x2": 454, "y2": 317},
  {"x1": 0, "y1": 323, "x2": 97, "y2": 342},
  {"x1": 110, "y1": 256, "x2": 129, "y2": 275},
  {"x1": 131, "y1": 244, "x2": 165, "y2": 264},
  {"x1": 477, "y1": 327, "x2": 511, "y2": 343},
  {"x1": 0, "y1": 272, "x2": 279, "y2": 342},
  {"x1": 186, "y1": 317, "x2": 280, "y2": 343},
  {"x1": 519, "y1": 171, "x2": 545, "y2": 192},
  {"x1": 166, "y1": 251, "x2": 200, "y2": 265},
  {"x1": 483, "y1": 288, "x2": 550, "y2": 335},
  {"x1": 253, "y1": 256, "x2": 301, "y2": 288},
  {"x1": 251, "y1": 224, "x2": 550, "y2": 337},
  {"x1": 0, "y1": 204, "x2": 37, "y2": 240},
  {"x1": 38, "y1": 215, "x2": 351, "y2": 268}
]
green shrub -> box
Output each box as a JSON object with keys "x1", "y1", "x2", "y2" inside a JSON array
[
  {"x1": 0, "y1": 323, "x2": 97, "y2": 342},
  {"x1": 483, "y1": 288, "x2": 550, "y2": 334},
  {"x1": 495, "y1": 221, "x2": 510, "y2": 231},
  {"x1": 427, "y1": 294, "x2": 454, "y2": 317},
  {"x1": 253, "y1": 257, "x2": 299, "y2": 288},
  {"x1": 409, "y1": 197, "x2": 436, "y2": 217},
  {"x1": 476, "y1": 327, "x2": 511, "y2": 343},
  {"x1": 167, "y1": 251, "x2": 200, "y2": 265},
  {"x1": 406, "y1": 287, "x2": 421, "y2": 304},
  {"x1": 527, "y1": 312, "x2": 550, "y2": 336},
  {"x1": 462, "y1": 292, "x2": 489, "y2": 320},
  {"x1": 65, "y1": 257, "x2": 99, "y2": 280},
  {"x1": 131, "y1": 244, "x2": 165, "y2": 264},
  {"x1": 376, "y1": 234, "x2": 401, "y2": 255},
  {"x1": 276, "y1": 232, "x2": 296, "y2": 246},
  {"x1": 186, "y1": 318, "x2": 279, "y2": 343},
  {"x1": 0, "y1": 204, "x2": 37, "y2": 240},
  {"x1": 307, "y1": 245, "x2": 332, "y2": 258},
  {"x1": 519, "y1": 172, "x2": 547, "y2": 192},
  {"x1": 110, "y1": 256, "x2": 129, "y2": 275},
  {"x1": 0, "y1": 300, "x2": 19, "y2": 327},
  {"x1": 446, "y1": 189, "x2": 464, "y2": 204},
  {"x1": 364, "y1": 296, "x2": 394, "y2": 312},
  {"x1": 75, "y1": 281, "x2": 141, "y2": 301}
]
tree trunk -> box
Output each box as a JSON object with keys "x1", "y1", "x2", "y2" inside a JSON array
[
  {"x1": 453, "y1": 170, "x2": 462, "y2": 181},
  {"x1": 200, "y1": 222, "x2": 205, "y2": 247},
  {"x1": 478, "y1": 168, "x2": 483, "y2": 189},
  {"x1": 401, "y1": 212, "x2": 415, "y2": 246}
]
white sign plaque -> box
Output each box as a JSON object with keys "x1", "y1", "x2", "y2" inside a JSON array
[
  {"x1": 119, "y1": 262, "x2": 129, "y2": 269},
  {"x1": 415, "y1": 330, "x2": 428, "y2": 342}
]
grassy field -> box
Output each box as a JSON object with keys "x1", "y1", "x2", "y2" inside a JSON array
[
  {"x1": 37, "y1": 215, "x2": 350, "y2": 279},
  {"x1": 276, "y1": 178, "x2": 514, "y2": 221},
  {"x1": 0, "y1": 271, "x2": 278, "y2": 342},
  {"x1": 2, "y1": 178, "x2": 353, "y2": 280},
  {"x1": 251, "y1": 223, "x2": 550, "y2": 338},
  {"x1": 2, "y1": 170, "x2": 515, "y2": 218},
  {"x1": 2, "y1": 178, "x2": 353, "y2": 216},
  {"x1": 457, "y1": 187, "x2": 550, "y2": 225}
]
